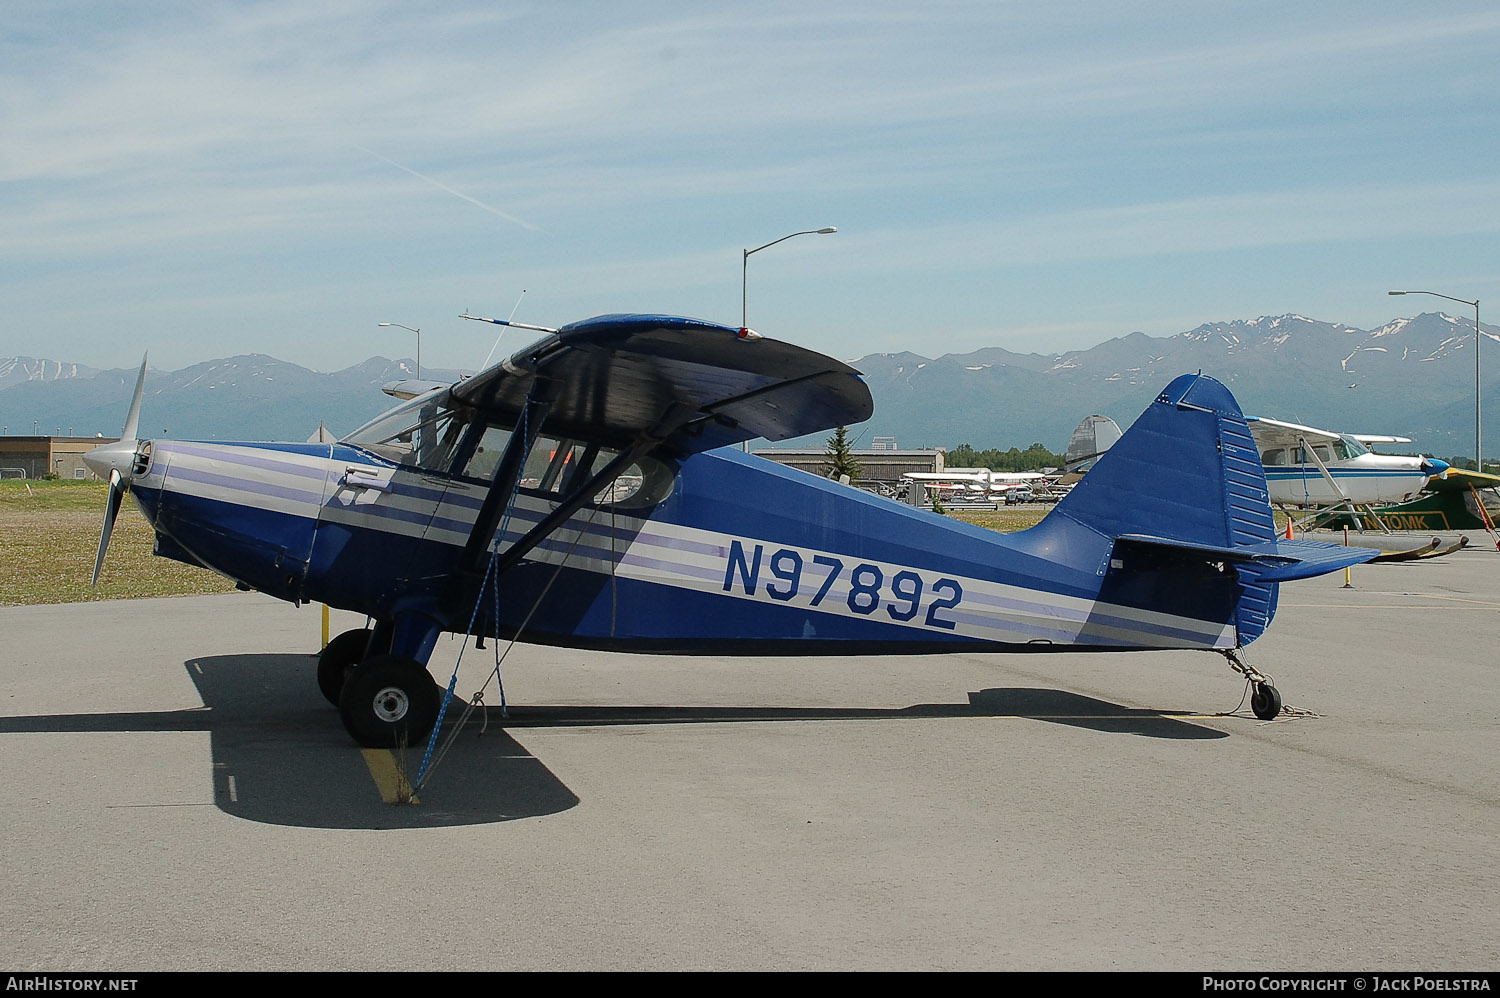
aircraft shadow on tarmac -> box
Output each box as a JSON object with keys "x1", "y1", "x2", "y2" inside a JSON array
[{"x1": 0, "y1": 653, "x2": 1225, "y2": 830}]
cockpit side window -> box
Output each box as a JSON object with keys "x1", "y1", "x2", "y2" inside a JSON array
[
  {"x1": 593, "y1": 456, "x2": 675, "y2": 508},
  {"x1": 456, "y1": 425, "x2": 676, "y2": 509},
  {"x1": 1289, "y1": 445, "x2": 1330, "y2": 466},
  {"x1": 1262, "y1": 448, "x2": 1288, "y2": 467},
  {"x1": 461, "y1": 424, "x2": 514, "y2": 481}
]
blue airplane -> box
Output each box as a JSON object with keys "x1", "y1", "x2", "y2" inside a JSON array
[{"x1": 84, "y1": 313, "x2": 1376, "y2": 748}]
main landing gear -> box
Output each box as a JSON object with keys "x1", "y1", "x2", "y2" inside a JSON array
[
  {"x1": 339, "y1": 654, "x2": 441, "y2": 749},
  {"x1": 316, "y1": 625, "x2": 444, "y2": 748},
  {"x1": 316, "y1": 627, "x2": 375, "y2": 706},
  {"x1": 1221, "y1": 648, "x2": 1284, "y2": 721}
]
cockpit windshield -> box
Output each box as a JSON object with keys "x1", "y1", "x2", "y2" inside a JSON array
[
  {"x1": 340, "y1": 390, "x2": 468, "y2": 471},
  {"x1": 1338, "y1": 434, "x2": 1369, "y2": 458}
]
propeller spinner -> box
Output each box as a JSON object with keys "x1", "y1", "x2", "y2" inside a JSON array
[{"x1": 82, "y1": 354, "x2": 148, "y2": 587}]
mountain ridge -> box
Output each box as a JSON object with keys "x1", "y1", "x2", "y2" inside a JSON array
[
  {"x1": 838, "y1": 312, "x2": 1495, "y2": 459},
  {"x1": 2, "y1": 312, "x2": 1493, "y2": 459}
]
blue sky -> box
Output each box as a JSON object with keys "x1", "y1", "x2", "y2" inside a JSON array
[{"x1": 3, "y1": 1, "x2": 1498, "y2": 373}]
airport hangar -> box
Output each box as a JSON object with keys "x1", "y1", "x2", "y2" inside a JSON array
[
  {"x1": 751, "y1": 444, "x2": 945, "y2": 487},
  {"x1": 0, "y1": 435, "x2": 119, "y2": 480}
]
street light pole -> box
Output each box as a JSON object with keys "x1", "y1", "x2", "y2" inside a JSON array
[
  {"x1": 742, "y1": 227, "x2": 837, "y2": 329},
  {"x1": 1388, "y1": 291, "x2": 1481, "y2": 472},
  {"x1": 377, "y1": 322, "x2": 422, "y2": 379}
]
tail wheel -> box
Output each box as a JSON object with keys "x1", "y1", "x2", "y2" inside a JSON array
[
  {"x1": 316, "y1": 627, "x2": 375, "y2": 706},
  {"x1": 339, "y1": 654, "x2": 441, "y2": 748},
  {"x1": 1221, "y1": 650, "x2": 1286, "y2": 722},
  {"x1": 1251, "y1": 682, "x2": 1283, "y2": 721}
]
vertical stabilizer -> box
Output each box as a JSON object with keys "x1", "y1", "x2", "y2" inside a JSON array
[{"x1": 1048, "y1": 374, "x2": 1280, "y2": 643}]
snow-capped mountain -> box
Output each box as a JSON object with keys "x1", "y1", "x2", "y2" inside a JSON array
[
  {"x1": 0, "y1": 357, "x2": 100, "y2": 393},
  {"x1": 842, "y1": 312, "x2": 1495, "y2": 459}
]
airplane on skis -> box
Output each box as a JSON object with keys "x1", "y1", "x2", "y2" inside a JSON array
[
  {"x1": 1246, "y1": 416, "x2": 1451, "y2": 528},
  {"x1": 84, "y1": 312, "x2": 1376, "y2": 750},
  {"x1": 1314, "y1": 467, "x2": 1500, "y2": 543}
]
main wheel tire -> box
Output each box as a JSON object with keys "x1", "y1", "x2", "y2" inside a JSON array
[
  {"x1": 339, "y1": 654, "x2": 441, "y2": 749},
  {"x1": 1251, "y1": 682, "x2": 1283, "y2": 720},
  {"x1": 316, "y1": 627, "x2": 374, "y2": 707}
]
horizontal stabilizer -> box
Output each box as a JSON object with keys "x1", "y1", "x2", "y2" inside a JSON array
[
  {"x1": 1115, "y1": 533, "x2": 1376, "y2": 583},
  {"x1": 1253, "y1": 538, "x2": 1379, "y2": 581}
]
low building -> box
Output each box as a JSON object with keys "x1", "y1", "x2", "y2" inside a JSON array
[
  {"x1": 750, "y1": 446, "x2": 945, "y2": 486},
  {"x1": 0, "y1": 436, "x2": 117, "y2": 480}
]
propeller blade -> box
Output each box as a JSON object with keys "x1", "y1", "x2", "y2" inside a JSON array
[
  {"x1": 88, "y1": 354, "x2": 148, "y2": 589},
  {"x1": 121, "y1": 353, "x2": 147, "y2": 441},
  {"x1": 92, "y1": 469, "x2": 125, "y2": 588}
]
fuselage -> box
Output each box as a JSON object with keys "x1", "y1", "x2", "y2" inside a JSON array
[
  {"x1": 1259, "y1": 442, "x2": 1441, "y2": 507},
  {"x1": 117, "y1": 426, "x2": 1245, "y2": 654}
]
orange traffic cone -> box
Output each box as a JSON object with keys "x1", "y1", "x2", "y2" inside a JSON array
[{"x1": 1284, "y1": 518, "x2": 1293, "y2": 540}]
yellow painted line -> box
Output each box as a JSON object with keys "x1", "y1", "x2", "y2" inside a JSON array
[{"x1": 360, "y1": 748, "x2": 419, "y2": 804}]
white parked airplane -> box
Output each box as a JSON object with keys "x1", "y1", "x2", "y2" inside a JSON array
[
  {"x1": 900, "y1": 469, "x2": 1045, "y2": 504},
  {"x1": 1246, "y1": 417, "x2": 1449, "y2": 518}
]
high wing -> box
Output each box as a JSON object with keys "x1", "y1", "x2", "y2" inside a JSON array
[
  {"x1": 451, "y1": 313, "x2": 872, "y2": 454},
  {"x1": 444, "y1": 313, "x2": 873, "y2": 577},
  {"x1": 1246, "y1": 416, "x2": 1411, "y2": 450},
  {"x1": 382, "y1": 378, "x2": 451, "y2": 401}
]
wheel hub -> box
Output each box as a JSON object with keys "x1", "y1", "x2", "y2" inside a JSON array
[{"x1": 371, "y1": 686, "x2": 411, "y2": 722}]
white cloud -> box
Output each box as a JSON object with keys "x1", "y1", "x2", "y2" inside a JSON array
[{"x1": 2, "y1": 1, "x2": 1498, "y2": 368}]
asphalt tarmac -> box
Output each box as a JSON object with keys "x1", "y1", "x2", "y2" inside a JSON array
[{"x1": 2, "y1": 538, "x2": 1496, "y2": 971}]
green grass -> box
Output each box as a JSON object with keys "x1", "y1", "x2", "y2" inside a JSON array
[
  {"x1": 0, "y1": 479, "x2": 237, "y2": 606},
  {"x1": 946, "y1": 507, "x2": 1049, "y2": 532}
]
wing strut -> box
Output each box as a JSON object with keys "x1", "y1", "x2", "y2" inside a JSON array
[
  {"x1": 1295, "y1": 433, "x2": 1380, "y2": 532},
  {"x1": 458, "y1": 382, "x2": 699, "y2": 584},
  {"x1": 1289, "y1": 434, "x2": 1401, "y2": 534},
  {"x1": 458, "y1": 377, "x2": 557, "y2": 575},
  {"x1": 491, "y1": 401, "x2": 699, "y2": 578}
]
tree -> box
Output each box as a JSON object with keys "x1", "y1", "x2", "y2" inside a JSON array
[
  {"x1": 948, "y1": 441, "x2": 1065, "y2": 472},
  {"x1": 822, "y1": 426, "x2": 862, "y2": 482}
]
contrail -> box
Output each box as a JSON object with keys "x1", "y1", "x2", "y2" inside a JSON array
[{"x1": 354, "y1": 145, "x2": 542, "y2": 232}]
